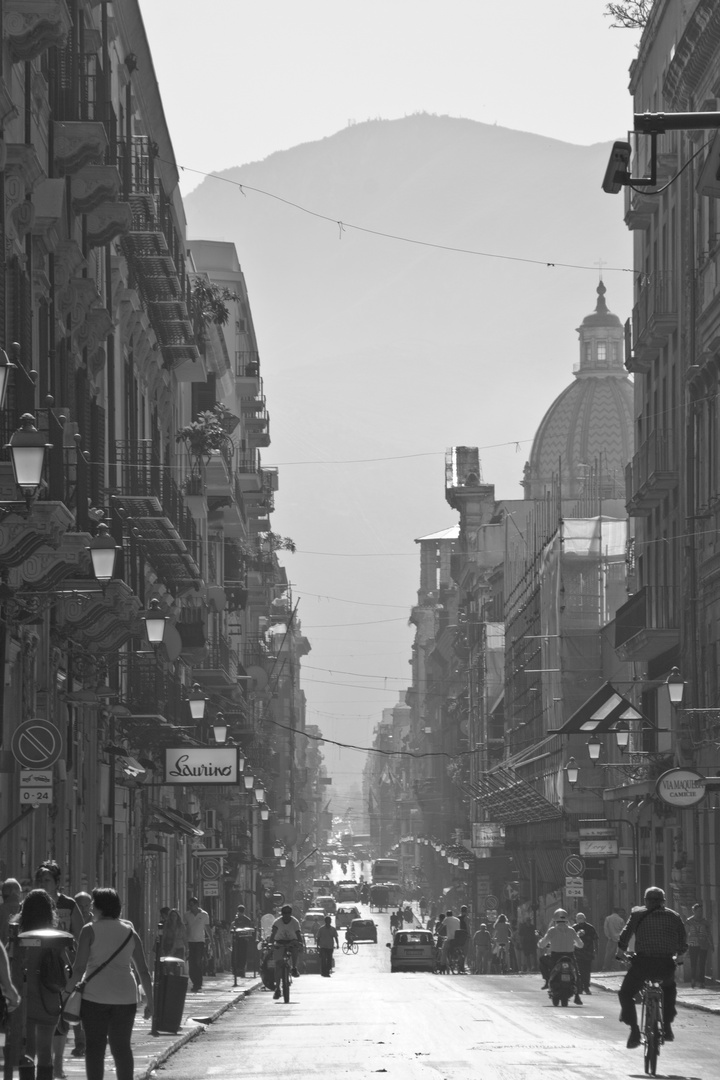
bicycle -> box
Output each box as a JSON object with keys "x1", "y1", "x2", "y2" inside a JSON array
[
  {"x1": 446, "y1": 940, "x2": 464, "y2": 974},
  {"x1": 342, "y1": 938, "x2": 358, "y2": 954},
  {"x1": 640, "y1": 977, "x2": 664, "y2": 1076},
  {"x1": 273, "y1": 943, "x2": 296, "y2": 1003},
  {"x1": 493, "y1": 943, "x2": 508, "y2": 974}
]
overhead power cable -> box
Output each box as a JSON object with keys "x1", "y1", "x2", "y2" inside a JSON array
[{"x1": 160, "y1": 154, "x2": 634, "y2": 274}]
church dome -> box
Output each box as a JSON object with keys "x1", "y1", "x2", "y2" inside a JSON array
[{"x1": 524, "y1": 283, "x2": 633, "y2": 501}]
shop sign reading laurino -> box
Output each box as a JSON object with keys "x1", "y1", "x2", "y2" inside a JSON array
[
  {"x1": 655, "y1": 768, "x2": 705, "y2": 808},
  {"x1": 164, "y1": 748, "x2": 240, "y2": 785}
]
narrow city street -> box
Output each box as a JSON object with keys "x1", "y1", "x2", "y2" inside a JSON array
[{"x1": 154, "y1": 905, "x2": 719, "y2": 1080}]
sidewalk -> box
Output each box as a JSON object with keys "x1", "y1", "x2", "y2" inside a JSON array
[
  {"x1": 590, "y1": 969, "x2": 720, "y2": 1016},
  {"x1": 55, "y1": 974, "x2": 262, "y2": 1080}
]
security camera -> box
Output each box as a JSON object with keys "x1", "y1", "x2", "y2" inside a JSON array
[{"x1": 602, "y1": 141, "x2": 632, "y2": 194}]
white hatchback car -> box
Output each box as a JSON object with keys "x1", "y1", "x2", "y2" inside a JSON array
[{"x1": 387, "y1": 929, "x2": 436, "y2": 972}]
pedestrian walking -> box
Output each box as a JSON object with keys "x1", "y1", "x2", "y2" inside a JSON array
[
  {"x1": 230, "y1": 905, "x2": 254, "y2": 979},
  {"x1": 17, "y1": 888, "x2": 72, "y2": 1080},
  {"x1": 0, "y1": 878, "x2": 22, "y2": 945},
  {"x1": 572, "y1": 912, "x2": 598, "y2": 993},
  {"x1": 70, "y1": 894, "x2": 94, "y2": 1061},
  {"x1": 686, "y1": 901, "x2": 714, "y2": 987},
  {"x1": 472, "y1": 924, "x2": 492, "y2": 974},
  {"x1": 35, "y1": 862, "x2": 83, "y2": 1080},
  {"x1": 315, "y1": 915, "x2": 339, "y2": 977},
  {"x1": 603, "y1": 906, "x2": 626, "y2": 969},
  {"x1": 518, "y1": 918, "x2": 538, "y2": 972},
  {"x1": 65, "y1": 887, "x2": 153, "y2": 1080},
  {"x1": 183, "y1": 897, "x2": 210, "y2": 993}
]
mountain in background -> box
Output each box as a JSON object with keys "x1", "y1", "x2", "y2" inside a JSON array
[{"x1": 184, "y1": 114, "x2": 633, "y2": 805}]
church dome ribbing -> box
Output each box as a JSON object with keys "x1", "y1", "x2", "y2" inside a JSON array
[{"x1": 524, "y1": 283, "x2": 633, "y2": 501}]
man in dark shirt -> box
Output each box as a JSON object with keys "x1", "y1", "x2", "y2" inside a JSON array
[
  {"x1": 315, "y1": 915, "x2": 339, "y2": 977},
  {"x1": 616, "y1": 886, "x2": 687, "y2": 1048},
  {"x1": 572, "y1": 912, "x2": 598, "y2": 994}
]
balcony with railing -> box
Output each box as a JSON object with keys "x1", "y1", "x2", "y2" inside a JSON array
[
  {"x1": 244, "y1": 406, "x2": 270, "y2": 448},
  {"x1": 117, "y1": 137, "x2": 198, "y2": 372},
  {"x1": 192, "y1": 630, "x2": 238, "y2": 690},
  {"x1": 631, "y1": 271, "x2": 678, "y2": 365},
  {"x1": 614, "y1": 585, "x2": 680, "y2": 661},
  {"x1": 625, "y1": 430, "x2": 678, "y2": 516},
  {"x1": 113, "y1": 441, "x2": 202, "y2": 592},
  {"x1": 624, "y1": 317, "x2": 651, "y2": 375}
]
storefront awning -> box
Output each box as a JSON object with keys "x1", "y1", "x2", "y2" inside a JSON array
[
  {"x1": 465, "y1": 767, "x2": 563, "y2": 826},
  {"x1": 148, "y1": 804, "x2": 204, "y2": 837},
  {"x1": 550, "y1": 681, "x2": 650, "y2": 735}
]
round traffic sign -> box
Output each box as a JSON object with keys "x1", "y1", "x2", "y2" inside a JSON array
[
  {"x1": 11, "y1": 719, "x2": 64, "y2": 770},
  {"x1": 485, "y1": 894, "x2": 499, "y2": 909},
  {"x1": 200, "y1": 858, "x2": 222, "y2": 879},
  {"x1": 564, "y1": 854, "x2": 585, "y2": 877}
]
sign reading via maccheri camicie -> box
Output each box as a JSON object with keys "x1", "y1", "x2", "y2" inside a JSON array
[{"x1": 655, "y1": 768, "x2": 706, "y2": 808}]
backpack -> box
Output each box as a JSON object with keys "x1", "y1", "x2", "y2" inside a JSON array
[{"x1": 39, "y1": 947, "x2": 68, "y2": 993}]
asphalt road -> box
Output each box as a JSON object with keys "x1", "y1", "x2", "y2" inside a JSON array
[{"x1": 155, "y1": 904, "x2": 720, "y2": 1080}]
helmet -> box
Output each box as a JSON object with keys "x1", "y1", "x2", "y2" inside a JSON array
[{"x1": 553, "y1": 908, "x2": 568, "y2": 922}]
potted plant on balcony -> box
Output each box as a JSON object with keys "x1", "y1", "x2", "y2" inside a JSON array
[
  {"x1": 190, "y1": 278, "x2": 240, "y2": 355},
  {"x1": 182, "y1": 472, "x2": 208, "y2": 516},
  {"x1": 176, "y1": 402, "x2": 235, "y2": 469}
]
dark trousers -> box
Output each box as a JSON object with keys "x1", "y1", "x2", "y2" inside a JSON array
[
  {"x1": 232, "y1": 937, "x2": 249, "y2": 977},
  {"x1": 319, "y1": 947, "x2": 333, "y2": 976},
  {"x1": 576, "y1": 954, "x2": 593, "y2": 993},
  {"x1": 688, "y1": 946, "x2": 708, "y2": 985},
  {"x1": 81, "y1": 1001, "x2": 136, "y2": 1080},
  {"x1": 618, "y1": 954, "x2": 677, "y2": 1028},
  {"x1": 188, "y1": 941, "x2": 205, "y2": 990}
]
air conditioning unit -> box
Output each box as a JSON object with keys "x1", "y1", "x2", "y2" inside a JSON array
[{"x1": 204, "y1": 809, "x2": 217, "y2": 830}]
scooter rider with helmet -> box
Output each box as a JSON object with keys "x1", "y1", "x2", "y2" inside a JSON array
[{"x1": 537, "y1": 909, "x2": 584, "y2": 1005}]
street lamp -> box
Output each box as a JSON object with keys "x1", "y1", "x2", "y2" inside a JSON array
[
  {"x1": 244, "y1": 772, "x2": 255, "y2": 790},
  {"x1": 614, "y1": 721, "x2": 630, "y2": 751},
  {"x1": 260, "y1": 803, "x2": 269, "y2": 822},
  {"x1": 565, "y1": 757, "x2": 580, "y2": 786},
  {"x1": 255, "y1": 785, "x2": 265, "y2": 803},
  {"x1": 273, "y1": 843, "x2": 283, "y2": 857},
  {"x1": 6, "y1": 413, "x2": 52, "y2": 505},
  {"x1": 212, "y1": 712, "x2": 227, "y2": 745},
  {"x1": 587, "y1": 735, "x2": 603, "y2": 763},
  {"x1": 87, "y1": 522, "x2": 121, "y2": 584},
  {"x1": 666, "y1": 667, "x2": 685, "y2": 706},
  {"x1": 141, "y1": 597, "x2": 169, "y2": 646},
  {"x1": 237, "y1": 749, "x2": 246, "y2": 773},
  {"x1": 187, "y1": 683, "x2": 207, "y2": 722}
]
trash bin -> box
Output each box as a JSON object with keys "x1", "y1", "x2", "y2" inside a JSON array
[
  {"x1": 153, "y1": 956, "x2": 188, "y2": 1034},
  {"x1": 231, "y1": 928, "x2": 256, "y2": 984}
]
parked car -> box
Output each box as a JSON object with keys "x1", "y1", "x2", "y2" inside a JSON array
[
  {"x1": 387, "y1": 929, "x2": 435, "y2": 972},
  {"x1": 301, "y1": 909, "x2": 327, "y2": 934},
  {"x1": 336, "y1": 905, "x2": 361, "y2": 929},
  {"x1": 316, "y1": 895, "x2": 337, "y2": 914},
  {"x1": 348, "y1": 918, "x2": 377, "y2": 943}
]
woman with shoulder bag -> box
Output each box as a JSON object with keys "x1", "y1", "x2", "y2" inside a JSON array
[{"x1": 65, "y1": 888, "x2": 153, "y2": 1080}]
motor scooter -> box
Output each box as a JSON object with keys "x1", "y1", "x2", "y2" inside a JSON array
[{"x1": 547, "y1": 954, "x2": 578, "y2": 1006}]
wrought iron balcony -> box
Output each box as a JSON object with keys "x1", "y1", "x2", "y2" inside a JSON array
[
  {"x1": 614, "y1": 585, "x2": 680, "y2": 661},
  {"x1": 631, "y1": 271, "x2": 678, "y2": 365},
  {"x1": 625, "y1": 430, "x2": 678, "y2": 515},
  {"x1": 113, "y1": 441, "x2": 202, "y2": 592}
]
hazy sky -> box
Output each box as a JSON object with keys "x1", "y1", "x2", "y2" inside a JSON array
[
  {"x1": 141, "y1": 0, "x2": 641, "y2": 197},
  {"x1": 139, "y1": 0, "x2": 642, "y2": 813}
]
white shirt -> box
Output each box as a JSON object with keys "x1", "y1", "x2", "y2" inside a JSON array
[
  {"x1": 272, "y1": 916, "x2": 301, "y2": 942},
  {"x1": 444, "y1": 916, "x2": 461, "y2": 941},
  {"x1": 184, "y1": 907, "x2": 210, "y2": 943}
]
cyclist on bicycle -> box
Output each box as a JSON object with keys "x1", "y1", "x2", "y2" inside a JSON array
[
  {"x1": 440, "y1": 909, "x2": 460, "y2": 968},
  {"x1": 616, "y1": 886, "x2": 687, "y2": 1049},
  {"x1": 491, "y1": 913, "x2": 512, "y2": 972},
  {"x1": 269, "y1": 904, "x2": 303, "y2": 1000},
  {"x1": 537, "y1": 909, "x2": 584, "y2": 1004}
]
